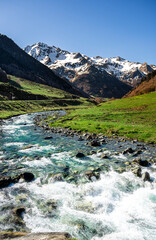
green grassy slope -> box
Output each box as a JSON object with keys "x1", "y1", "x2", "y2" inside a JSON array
[
  {"x1": 7, "y1": 75, "x2": 78, "y2": 99},
  {"x1": 0, "y1": 75, "x2": 94, "y2": 119},
  {"x1": 0, "y1": 98, "x2": 93, "y2": 119},
  {"x1": 48, "y1": 91, "x2": 156, "y2": 143}
]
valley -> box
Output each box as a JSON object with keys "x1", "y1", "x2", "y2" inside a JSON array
[{"x1": 0, "y1": 34, "x2": 155, "y2": 240}]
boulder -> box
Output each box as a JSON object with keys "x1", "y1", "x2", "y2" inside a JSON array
[
  {"x1": 0, "y1": 176, "x2": 12, "y2": 188},
  {"x1": 76, "y1": 152, "x2": 85, "y2": 158},
  {"x1": 122, "y1": 148, "x2": 134, "y2": 154},
  {"x1": 8, "y1": 232, "x2": 72, "y2": 240},
  {"x1": 142, "y1": 172, "x2": 151, "y2": 182},
  {"x1": 89, "y1": 140, "x2": 101, "y2": 147},
  {"x1": 13, "y1": 207, "x2": 25, "y2": 218},
  {"x1": 131, "y1": 167, "x2": 142, "y2": 177},
  {"x1": 138, "y1": 159, "x2": 149, "y2": 167},
  {"x1": 44, "y1": 136, "x2": 53, "y2": 140},
  {"x1": 21, "y1": 172, "x2": 35, "y2": 182}
]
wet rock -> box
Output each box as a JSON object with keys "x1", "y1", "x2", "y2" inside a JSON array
[
  {"x1": 131, "y1": 167, "x2": 142, "y2": 177},
  {"x1": 38, "y1": 199, "x2": 58, "y2": 215},
  {"x1": 84, "y1": 170, "x2": 100, "y2": 181},
  {"x1": 122, "y1": 148, "x2": 134, "y2": 154},
  {"x1": 53, "y1": 174, "x2": 64, "y2": 182},
  {"x1": 138, "y1": 158, "x2": 149, "y2": 167},
  {"x1": 78, "y1": 136, "x2": 84, "y2": 141},
  {"x1": 133, "y1": 150, "x2": 142, "y2": 157},
  {"x1": 89, "y1": 140, "x2": 101, "y2": 147},
  {"x1": 21, "y1": 172, "x2": 35, "y2": 182},
  {"x1": 22, "y1": 145, "x2": 33, "y2": 150},
  {"x1": 46, "y1": 199, "x2": 58, "y2": 209},
  {"x1": 76, "y1": 152, "x2": 85, "y2": 158},
  {"x1": 8, "y1": 232, "x2": 72, "y2": 240},
  {"x1": 13, "y1": 207, "x2": 25, "y2": 218},
  {"x1": 100, "y1": 139, "x2": 106, "y2": 144},
  {"x1": 142, "y1": 172, "x2": 151, "y2": 182},
  {"x1": 0, "y1": 232, "x2": 28, "y2": 239},
  {"x1": 86, "y1": 134, "x2": 93, "y2": 141},
  {"x1": 89, "y1": 150, "x2": 96, "y2": 155},
  {"x1": 44, "y1": 136, "x2": 53, "y2": 140},
  {"x1": 116, "y1": 167, "x2": 126, "y2": 173},
  {"x1": 0, "y1": 176, "x2": 12, "y2": 188},
  {"x1": 101, "y1": 153, "x2": 109, "y2": 159}
]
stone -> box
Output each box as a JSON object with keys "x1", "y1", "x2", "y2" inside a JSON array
[
  {"x1": 44, "y1": 136, "x2": 53, "y2": 140},
  {"x1": 0, "y1": 232, "x2": 28, "y2": 239},
  {"x1": 138, "y1": 159, "x2": 149, "y2": 167},
  {"x1": 122, "y1": 148, "x2": 134, "y2": 154},
  {"x1": 142, "y1": 172, "x2": 151, "y2": 182},
  {"x1": 133, "y1": 150, "x2": 142, "y2": 156},
  {"x1": 6, "y1": 232, "x2": 72, "y2": 240},
  {"x1": 89, "y1": 150, "x2": 96, "y2": 155},
  {"x1": 53, "y1": 174, "x2": 64, "y2": 182},
  {"x1": 116, "y1": 167, "x2": 126, "y2": 173},
  {"x1": 101, "y1": 153, "x2": 109, "y2": 159},
  {"x1": 21, "y1": 172, "x2": 35, "y2": 182},
  {"x1": 97, "y1": 149, "x2": 103, "y2": 153},
  {"x1": 89, "y1": 140, "x2": 101, "y2": 147},
  {"x1": 78, "y1": 136, "x2": 84, "y2": 141},
  {"x1": 84, "y1": 170, "x2": 100, "y2": 181},
  {"x1": 76, "y1": 152, "x2": 85, "y2": 158},
  {"x1": 13, "y1": 207, "x2": 25, "y2": 218},
  {"x1": 0, "y1": 176, "x2": 12, "y2": 188},
  {"x1": 86, "y1": 135, "x2": 93, "y2": 141},
  {"x1": 100, "y1": 139, "x2": 106, "y2": 144},
  {"x1": 132, "y1": 167, "x2": 142, "y2": 177}
]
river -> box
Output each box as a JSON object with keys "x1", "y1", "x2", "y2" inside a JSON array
[{"x1": 0, "y1": 112, "x2": 156, "y2": 240}]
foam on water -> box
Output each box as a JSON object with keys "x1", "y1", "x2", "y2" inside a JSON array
[{"x1": 15, "y1": 170, "x2": 155, "y2": 239}]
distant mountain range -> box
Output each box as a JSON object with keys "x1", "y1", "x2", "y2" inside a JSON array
[
  {"x1": 24, "y1": 42, "x2": 156, "y2": 98},
  {"x1": 0, "y1": 34, "x2": 86, "y2": 97}
]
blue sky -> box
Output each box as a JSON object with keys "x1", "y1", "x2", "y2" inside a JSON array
[{"x1": 0, "y1": 0, "x2": 156, "y2": 64}]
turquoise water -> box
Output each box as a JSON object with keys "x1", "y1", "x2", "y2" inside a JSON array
[{"x1": 0, "y1": 112, "x2": 156, "y2": 240}]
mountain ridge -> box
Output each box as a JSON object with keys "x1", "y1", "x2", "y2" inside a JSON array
[
  {"x1": 24, "y1": 42, "x2": 156, "y2": 88},
  {"x1": 25, "y1": 42, "x2": 139, "y2": 98}
]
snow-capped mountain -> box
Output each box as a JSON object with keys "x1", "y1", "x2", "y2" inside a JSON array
[{"x1": 24, "y1": 43, "x2": 156, "y2": 98}]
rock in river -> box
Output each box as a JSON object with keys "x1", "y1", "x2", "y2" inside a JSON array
[
  {"x1": 0, "y1": 232, "x2": 72, "y2": 240},
  {"x1": 142, "y1": 172, "x2": 151, "y2": 182},
  {"x1": 0, "y1": 176, "x2": 12, "y2": 188},
  {"x1": 21, "y1": 172, "x2": 35, "y2": 182},
  {"x1": 76, "y1": 152, "x2": 85, "y2": 158}
]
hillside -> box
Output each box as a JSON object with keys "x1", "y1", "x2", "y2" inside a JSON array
[
  {"x1": 47, "y1": 91, "x2": 156, "y2": 143},
  {"x1": 0, "y1": 34, "x2": 87, "y2": 97},
  {"x1": 24, "y1": 42, "x2": 156, "y2": 97},
  {"x1": 0, "y1": 73, "x2": 94, "y2": 118},
  {"x1": 124, "y1": 70, "x2": 156, "y2": 98}
]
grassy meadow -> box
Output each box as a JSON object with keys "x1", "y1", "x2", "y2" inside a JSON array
[{"x1": 48, "y1": 92, "x2": 156, "y2": 143}]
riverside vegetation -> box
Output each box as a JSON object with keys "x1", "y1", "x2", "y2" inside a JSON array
[{"x1": 45, "y1": 91, "x2": 156, "y2": 143}]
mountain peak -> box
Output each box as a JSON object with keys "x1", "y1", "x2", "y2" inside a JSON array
[{"x1": 24, "y1": 42, "x2": 156, "y2": 97}]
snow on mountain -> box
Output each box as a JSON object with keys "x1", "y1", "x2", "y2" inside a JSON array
[{"x1": 24, "y1": 43, "x2": 155, "y2": 88}]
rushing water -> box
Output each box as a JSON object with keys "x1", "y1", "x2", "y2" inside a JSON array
[{"x1": 0, "y1": 112, "x2": 156, "y2": 240}]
